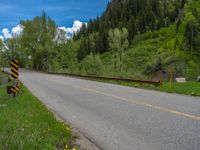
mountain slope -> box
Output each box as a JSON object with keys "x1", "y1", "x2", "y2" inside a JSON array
[{"x1": 75, "y1": 0, "x2": 200, "y2": 80}]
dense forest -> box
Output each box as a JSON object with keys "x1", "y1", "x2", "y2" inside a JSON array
[
  {"x1": 75, "y1": 0, "x2": 185, "y2": 55},
  {"x1": 0, "y1": 0, "x2": 200, "y2": 80}
]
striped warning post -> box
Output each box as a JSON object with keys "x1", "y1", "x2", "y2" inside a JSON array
[
  {"x1": 15, "y1": 85, "x2": 20, "y2": 94},
  {"x1": 15, "y1": 80, "x2": 20, "y2": 94},
  {"x1": 11, "y1": 60, "x2": 19, "y2": 79},
  {"x1": 11, "y1": 86, "x2": 16, "y2": 94}
]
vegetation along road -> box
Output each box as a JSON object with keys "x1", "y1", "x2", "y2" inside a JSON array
[
  {"x1": 1, "y1": 0, "x2": 200, "y2": 149},
  {"x1": 0, "y1": 74, "x2": 73, "y2": 149},
  {"x1": 20, "y1": 69, "x2": 200, "y2": 150}
]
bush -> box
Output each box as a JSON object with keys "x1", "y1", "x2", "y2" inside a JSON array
[
  {"x1": 186, "y1": 60, "x2": 200, "y2": 80},
  {"x1": 49, "y1": 60, "x2": 61, "y2": 72},
  {"x1": 80, "y1": 54, "x2": 104, "y2": 76}
]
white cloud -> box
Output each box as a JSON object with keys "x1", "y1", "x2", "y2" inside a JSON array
[
  {"x1": 67, "y1": 20, "x2": 83, "y2": 35},
  {"x1": 0, "y1": 20, "x2": 84, "y2": 41},
  {"x1": 57, "y1": 20, "x2": 84, "y2": 40},
  {"x1": 58, "y1": 20, "x2": 85, "y2": 40},
  {"x1": 0, "y1": 35, "x2": 4, "y2": 41},
  {"x1": 12, "y1": 25, "x2": 23, "y2": 37},
  {"x1": 0, "y1": 25, "x2": 24, "y2": 40},
  {"x1": 2, "y1": 28, "x2": 12, "y2": 39},
  {"x1": 58, "y1": 26, "x2": 67, "y2": 33}
]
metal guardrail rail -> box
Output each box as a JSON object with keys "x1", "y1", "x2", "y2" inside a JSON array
[
  {"x1": 2, "y1": 69, "x2": 162, "y2": 86},
  {"x1": 48, "y1": 72, "x2": 162, "y2": 86}
]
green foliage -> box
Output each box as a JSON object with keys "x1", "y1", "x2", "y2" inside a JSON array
[
  {"x1": 80, "y1": 54, "x2": 104, "y2": 76},
  {"x1": 75, "y1": 0, "x2": 182, "y2": 53},
  {"x1": 186, "y1": 60, "x2": 200, "y2": 80},
  {"x1": 55, "y1": 40, "x2": 79, "y2": 73},
  {"x1": 0, "y1": 0, "x2": 199, "y2": 80},
  {"x1": 20, "y1": 12, "x2": 57, "y2": 71},
  {"x1": 77, "y1": 32, "x2": 100, "y2": 61},
  {"x1": 108, "y1": 27, "x2": 129, "y2": 72},
  {"x1": 0, "y1": 84, "x2": 73, "y2": 149},
  {"x1": 1, "y1": 12, "x2": 80, "y2": 73},
  {"x1": 151, "y1": 82, "x2": 200, "y2": 96},
  {"x1": 0, "y1": 40, "x2": 9, "y2": 67},
  {"x1": 73, "y1": 0, "x2": 199, "y2": 80},
  {"x1": 182, "y1": 1, "x2": 200, "y2": 56}
]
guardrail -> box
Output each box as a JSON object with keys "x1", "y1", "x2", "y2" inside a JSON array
[
  {"x1": 2, "y1": 69, "x2": 162, "y2": 86},
  {"x1": 48, "y1": 72, "x2": 162, "y2": 86}
]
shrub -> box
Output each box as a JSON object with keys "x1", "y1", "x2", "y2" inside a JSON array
[
  {"x1": 49, "y1": 60, "x2": 61, "y2": 72},
  {"x1": 80, "y1": 54, "x2": 104, "y2": 76},
  {"x1": 186, "y1": 60, "x2": 200, "y2": 80}
]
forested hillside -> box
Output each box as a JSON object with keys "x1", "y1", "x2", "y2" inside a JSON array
[
  {"x1": 0, "y1": 0, "x2": 200, "y2": 80},
  {"x1": 75, "y1": 0, "x2": 185, "y2": 55}
]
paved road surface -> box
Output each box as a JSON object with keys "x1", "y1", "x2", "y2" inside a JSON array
[{"x1": 20, "y1": 70, "x2": 200, "y2": 150}]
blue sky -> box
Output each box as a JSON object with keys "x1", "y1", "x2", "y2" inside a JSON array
[{"x1": 0, "y1": 0, "x2": 109, "y2": 31}]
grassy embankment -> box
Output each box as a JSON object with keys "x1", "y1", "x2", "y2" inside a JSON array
[
  {"x1": 143, "y1": 82, "x2": 200, "y2": 96},
  {"x1": 0, "y1": 80, "x2": 76, "y2": 149},
  {"x1": 91, "y1": 21, "x2": 200, "y2": 96},
  {"x1": 107, "y1": 80, "x2": 200, "y2": 96},
  {"x1": 77, "y1": 24, "x2": 200, "y2": 96},
  {"x1": 118, "y1": 81, "x2": 200, "y2": 96}
]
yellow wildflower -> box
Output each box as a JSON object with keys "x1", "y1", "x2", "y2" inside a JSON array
[{"x1": 66, "y1": 127, "x2": 70, "y2": 131}]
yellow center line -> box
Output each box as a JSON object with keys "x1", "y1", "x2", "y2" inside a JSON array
[{"x1": 50, "y1": 79, "x2": 200, "y2": 121}]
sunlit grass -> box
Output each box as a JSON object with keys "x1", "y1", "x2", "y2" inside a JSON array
[
  {"x1": 0, "y1": 84, "x2": 76, "y2": 149},
  {"x1": 121, "y1": 81, "x2": 200, "y2": 96},
  {"x1": 148, "y1": 82, "x2": 200, "y2": 96}
]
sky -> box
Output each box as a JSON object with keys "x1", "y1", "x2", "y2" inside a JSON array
[{"x1": 0, "y1": 0, "x2": 109, "y2": 40}]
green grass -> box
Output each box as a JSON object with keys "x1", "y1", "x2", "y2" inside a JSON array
[
  {"x1": 119, "y1": 81, "x2": 200, "y2": 96},
  {"x1": 117, "y1": 81, "x2": 200, "y2": 96},
  {"x1": 0, "y1": 71, "x2": 8, "y2": 78},
  {"x1": 148, "y1": 82, "x2": 200, "y2": 96},
  {"x1": 0, "y1": 84, "x2": 76, "y2": 150}
]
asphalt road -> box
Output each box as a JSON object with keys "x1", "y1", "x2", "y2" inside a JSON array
[{"x1": 20, "y1": 70, "x2": 200, "y2": 150}]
